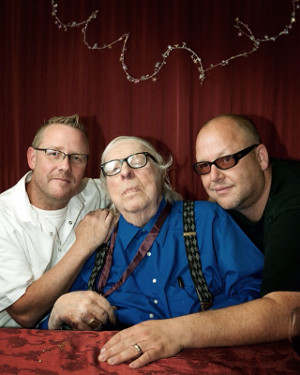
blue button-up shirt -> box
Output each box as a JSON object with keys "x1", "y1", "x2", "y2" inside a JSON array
[{"x1": 69, "y1": 200, "x2": 263, "y2": 327}]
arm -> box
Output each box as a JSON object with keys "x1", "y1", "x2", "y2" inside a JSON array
[
  {"x1": 6, "y1": 209, "x2": 114, "y2": 327},
  {"x1": 99, "y1": 291, "x2": 300, "y2": 368}
]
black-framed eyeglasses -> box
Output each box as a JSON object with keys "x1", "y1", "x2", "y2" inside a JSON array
[
  {"x1": 193, "y1": 144, "x2": 259, "y2": 175},
  {"x1": 101, "y1": 152, "x2": 157, "y2": 177},
  {"x1": 34, "y1": 148, "x2": 89, "y2": 166}
]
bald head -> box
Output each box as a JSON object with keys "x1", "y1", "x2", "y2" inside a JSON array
[{"x1": 199, "y1": 114, "x2": 261, "y2": 147}]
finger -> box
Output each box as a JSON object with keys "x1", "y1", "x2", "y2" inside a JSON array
[
  {"x1": 93, "y1": 208, "x2": 112, "y2": 219},
  {"x1": 105, "y1": 210, "x2": 114, "y2": 225},
  {"x1": 87, "y1": 318, "x2": 103, "y2": 331},
  {"x1": 93, "y1": 294, "x2": 117, "y2": 325},
  {"x1": 48, "y1": 311, "x2": 62, "y2": 330},
  {"x1": 129, "y1": 350, "x2": 156, "y2": 369},
  {"x1": 65, "y1": 312, "x2": 105, "y2": 331},
  {"x1": 99, "y1": 341, "x2": 144, "y2": 365},
  {"x1": 101, "y1": 328, "x2": 133, "y2": 350},
  {"x1": 99, "y1": 328, "x2": 144, "y2": 361}
]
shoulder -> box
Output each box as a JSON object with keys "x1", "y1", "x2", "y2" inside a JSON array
[
  {"x1": 271, "y1": 158, "x2": 300, "y2": 180},
  {"x1": 75, "y1": 178, "x2": 110, "y2": 207},
  {"x1": 267, "y1": 158, "x2": 300, "y2": 214},
  {"x1": 0, "y1": 173, "x2": 29, "y2": 210},
  {"x1": 171, "y1": 200, "x2": 228, "y2": 220},
  {"x1": 78, "y1": 178, "x2": 106, "y2": 198}
]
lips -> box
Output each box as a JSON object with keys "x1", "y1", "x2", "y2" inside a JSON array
[
  {"x1": 123, "y1": 186, "x2": 140, "y2": 195},
  {"x1": 213, "y1": 185, "x2": 232, "y2": 194},
  {"x1": 51, "y1": 175, "x2": 72, "y2": 183}
]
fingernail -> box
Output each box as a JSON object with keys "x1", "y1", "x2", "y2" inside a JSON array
[
  {"x1": 108, "y1": 357, "x2": 115, "y2": 365},
  {"x1": 98, "y1": 348, "x2": 106, "y2": 362}
]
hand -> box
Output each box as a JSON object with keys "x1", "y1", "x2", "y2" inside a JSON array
[
  {"x1": 98, "y1": 319, "x2": 183, "y2": 368},
  {"x1": 48, "y1": 291, "x2": 116, "y2": 330},
  {"x1": 74, "y1": 209, "x2": 115, "y2": 255}
]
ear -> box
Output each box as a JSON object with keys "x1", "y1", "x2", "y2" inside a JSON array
[
  {"x1": 255, "y1": 144, "x2": 269, "y2": 171},
  {"x1": 27, "y1": 147, "x2": 37, "y2": 170}
]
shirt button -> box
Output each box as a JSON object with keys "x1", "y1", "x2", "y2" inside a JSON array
[
  {"x1": 149, "y1": 313, "x2": 154, "y2": 319},
  {"x1": 147, "y1": 251, "x2": 151, "y2": 256},
  {"x1": 68, "y1": 221, "x2": 73, "y2": 225},
  {"x1": 50, "y1": 232, "x2": 54, "y2": 237},
  {"x1": 152, "y1": 278, "x2": 157, "y2": 284},
  {"x1": 153, "y1": 299, "x2": 158, "y2": 304}
]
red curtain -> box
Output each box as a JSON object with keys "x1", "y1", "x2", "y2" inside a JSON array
[{"x1": 1, "y1": 0, "x2": 300, "y2": 200}]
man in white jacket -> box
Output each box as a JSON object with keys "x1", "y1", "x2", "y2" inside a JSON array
[{"x1": 0, "y1": 114, "x2": 113, "y2": 328}]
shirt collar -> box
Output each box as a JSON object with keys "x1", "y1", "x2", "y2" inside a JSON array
[
  {"x1": 117, "y1": 198, "x2": 168, "y2": 249},
  {"x1": 16, "y1": 171, "x2": 84, "y2": 224}
]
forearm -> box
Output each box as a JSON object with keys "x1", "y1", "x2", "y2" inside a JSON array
[
  {"x1": 176, "y1": 291, "x2": 300, "y2": 349},
  {"x1": 6, "y1": 241, "x2": 94, "y2": 327}
]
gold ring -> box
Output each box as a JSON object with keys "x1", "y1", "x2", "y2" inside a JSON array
[
  {"x1": 133, "y1": 343, "x2": 142, "y2": 353},
  {"x1": 87, "y1": 318, "x2": 101, "y2": 330}
]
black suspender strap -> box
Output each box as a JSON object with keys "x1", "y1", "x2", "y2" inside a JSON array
[
  {"x1": 88, "y1": 242, "x2": 109, "y2": 291},
  {"x1": 183, "y1": 201, "x2": 213, "y2": 311}
]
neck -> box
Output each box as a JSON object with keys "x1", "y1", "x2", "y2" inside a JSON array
[
  {"x1": 123, "y1": 210, "x2": 156, "y2": 227},
  {"x1": 239, "y1": 169, "x2": 272, "y2": 222},
  {"x1": 122, "y1": 198, "x2": 163, "y2": 227}
]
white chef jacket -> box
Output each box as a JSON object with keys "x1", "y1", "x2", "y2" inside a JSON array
[{"x1": 0, "y1": 172, "x2": 109, "y2": 327}]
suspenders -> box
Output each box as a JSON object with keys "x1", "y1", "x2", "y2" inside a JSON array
[
  {"x1": 183, "y1": 201, "x2": 213, "y2": 310},
  {"x1": 88, "y1": 201, "x2": 213, "y2": 310},
  {"x1": 88, "y1": 242, "x2": 108, "y2": 291}
]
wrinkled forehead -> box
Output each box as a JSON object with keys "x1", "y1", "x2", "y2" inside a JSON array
[{"x1": 104, "y1": 140, "x2": 145, "y2": 162}]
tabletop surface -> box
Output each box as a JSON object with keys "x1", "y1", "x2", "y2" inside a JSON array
[{"x1": 0, "y1": 328, "x2": 299, "y2": 374}]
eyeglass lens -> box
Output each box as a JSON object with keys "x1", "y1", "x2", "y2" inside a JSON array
[
  {"x1": 196, "y1": 156, "x2": 236, "y2": 174},
  {"x1": 193, "y1": 144, "x2": 258, "y2": 175},
  {"x1": 102, "y1": 153, "x2": 148, "y2": 176},
  {"x1": 35, "y1": 148, "x2": 87, "y2": 165}
]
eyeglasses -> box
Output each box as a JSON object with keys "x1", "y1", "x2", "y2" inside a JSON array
[
  {"x1": 193, "y1": 144, "x2": 259, "y2": 175},
  {"x1": 101, "y1": 152, "x2": 157, "y2": 177},
  {"x1": 34, "y1": 148, "x2": 88, "y2": 166}
]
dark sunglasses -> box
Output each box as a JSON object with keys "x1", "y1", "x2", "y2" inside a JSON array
[{"x1": 193, "y1": 144, "x2": 259, "y2": 175}]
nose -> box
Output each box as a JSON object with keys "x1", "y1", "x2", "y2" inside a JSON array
[
  {"x1": 58, "y1": 155, "x2": 72, "y2": 170},
  {"x1": 119, "y1": 161, "x2": 134, "y2": 179},
  {"x1": 210, "y1": 164, "x2": 225, "y2": 182}
]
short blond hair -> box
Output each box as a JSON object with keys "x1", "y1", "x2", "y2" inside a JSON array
[{"x1": 32, "y1": 114, "x2": 88, "y2": 148}]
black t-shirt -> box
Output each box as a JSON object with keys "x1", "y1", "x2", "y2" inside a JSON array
[{"x1": 229, "y1": 158, "x2": 300, "y2": 296}]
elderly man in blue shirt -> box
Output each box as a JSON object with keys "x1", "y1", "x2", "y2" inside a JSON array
[{"x1": 47, "y1": 136, "x2": 263, "y2": 368}]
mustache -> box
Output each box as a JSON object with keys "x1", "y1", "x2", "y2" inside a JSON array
[{"x1": 50, "y1": 173, "x2": 73, "y2": 180}]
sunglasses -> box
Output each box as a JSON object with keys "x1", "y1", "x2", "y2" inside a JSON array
[{"x1": 193, "y1": 144, "x2": 259, "y2": 175}]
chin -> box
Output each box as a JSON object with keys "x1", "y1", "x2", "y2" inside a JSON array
[
  {"x1": 51, "y1": 189, "x2": 74, "y2": 202},
  {"x1": 214, "y1": 198, "x2": 237, "y2": 211}
]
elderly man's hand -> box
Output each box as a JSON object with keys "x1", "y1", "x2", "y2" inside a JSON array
[
  {"x1": 48, "y1": 291, "x2": 116, "y2": 330},
  {"x1": 98, "y1": 319, "x2": 184, "y2": 368}
]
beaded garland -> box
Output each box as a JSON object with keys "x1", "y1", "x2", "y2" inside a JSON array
[{"x1": 51, "y1": 0, "x2": 299, "y2": 84}]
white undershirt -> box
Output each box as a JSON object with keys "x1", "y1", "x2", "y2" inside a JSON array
[{"x1": 31, "y1": 205, "x2": 68, "y2": 237}]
